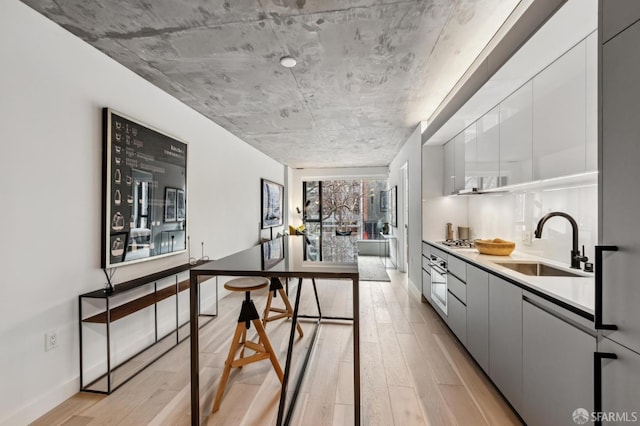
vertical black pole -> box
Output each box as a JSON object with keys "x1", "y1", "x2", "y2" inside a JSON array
[
  {"x1": 190, "y1": 271, "x2": 199, "y2": 425},
  {"x1": 154, "y1": 282, "x2": 158, "y2": 343},
  {"x1": 353, "y1": 276, "x2": 361, "y2": 425},
  {"x1": 312, "y1": 278, "x2": 322, "y2": 319},
  {"x1": 78, "y1": 296, "x2": 84, "y2": 390},
  {"x1": 106, "y1": 297, "x2": 111, "y2": 393},
  {"x1": 175, "y1": 275, "x2": 179, "y2": 345},
  {"x1": 276, "y1": 278, "x2": 304, "y2": 425}
]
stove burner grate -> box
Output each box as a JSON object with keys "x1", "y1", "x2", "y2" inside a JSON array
[{"x1": 441, "y1": 240, "x2": 475, "y2": 249}]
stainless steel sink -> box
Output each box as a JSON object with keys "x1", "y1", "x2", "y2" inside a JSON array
[{"x1": 493, "y1": 261, "x2": 587, "y2": 277}]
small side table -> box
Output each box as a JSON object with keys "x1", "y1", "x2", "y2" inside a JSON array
[{"x1": 379, "y1": 232, "x2": 398, "y2": 269}]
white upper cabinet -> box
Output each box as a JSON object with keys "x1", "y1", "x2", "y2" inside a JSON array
[
  {"x1": 443, "y1": 139, "x2": 455, "y2": 196},
  {"x1": 438, "y1": 30, "x2": 597, "y2": 192},
  {"x1": 532, "y1": 40, "x2": 587, "y2": 180},
  {"x1": 476, "y1": 106, "x2": 501, "y2": 189},
  {"x1": 426, "y1": 1, "x2": 598, "y2": 191},
  {"x1": 443, "y1": 132, "x2": 466, "y2": 195},
  {"x1": 499, "y1": 81, "x2": 533, "y2": 186},
  {"x1": 454, "y1": 131, "x2": 466, "y2": 192},
  {"x1": 463, "y1": 124, "x2": 478, "y2": 190}
]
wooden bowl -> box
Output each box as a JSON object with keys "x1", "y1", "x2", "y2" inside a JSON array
[{"x1": 475, "y1": 238, "x2": 515, "y2": 256}]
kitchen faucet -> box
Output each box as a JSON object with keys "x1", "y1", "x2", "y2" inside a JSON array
[{"x1": 534, "y1": 211, "x2": 587, "y2": 269}]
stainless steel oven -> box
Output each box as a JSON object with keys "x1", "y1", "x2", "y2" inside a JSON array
[{"x1": 429, "y1": 254, "x2": 448, "y2": 315}]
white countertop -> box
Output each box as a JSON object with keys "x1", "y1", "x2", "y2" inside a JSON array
[{"x1": 425, "y1": 241, "x2": 595, "y2": 315}]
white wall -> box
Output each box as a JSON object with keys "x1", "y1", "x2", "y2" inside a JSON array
[
  {"x1": 0, "y1": 1, "x2": 284, "y2": 424},
  {"x1": 389, "y1": 125, "x2": 422, "y2": 291}
]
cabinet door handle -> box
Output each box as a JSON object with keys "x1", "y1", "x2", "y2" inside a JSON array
[
  {"x1": 595, "y1": 245, "x2": 618, "y2": 330},
  {"x1": 429, "y1": 263, "x2": 447, "y2": 275},
  {"x1": 594, "y1": 351, "x2": 617, "y2": 426}
]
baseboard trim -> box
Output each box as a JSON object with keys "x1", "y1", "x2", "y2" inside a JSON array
[
  {"x1": 0, "y1": 375, "x2": 78, "y2": 426},
  {"x1": 2, "y1": 287, "x2": 236, "y2": 426},
  {"x1": 407, "y1": 277, "x2": 421, "y2": 300}
]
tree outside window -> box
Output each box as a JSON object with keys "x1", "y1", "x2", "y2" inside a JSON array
[{"x1": 303, "y1": 179, "x2": 388, "y2": 262}]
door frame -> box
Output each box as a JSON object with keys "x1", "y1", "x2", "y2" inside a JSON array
[{"x1": 400, "y1": 161, "x2": 409, "y2": 272}]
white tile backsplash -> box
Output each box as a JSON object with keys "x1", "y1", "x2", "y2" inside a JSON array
[
  {"x1": 422, "y1": 195, "x2": 469, "y2": 241},
  {"x1": 468, "y1": 182, "x2": 597, "y2": 266},
  {"x1": 468, "y1": 193, "x2": 515, "y2": 241}
]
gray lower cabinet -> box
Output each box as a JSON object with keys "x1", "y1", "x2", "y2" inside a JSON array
[
  {"x1": 421, "y1": 242, "x2": 431, "y2": 304},
  {"x1": 422, "y1": 268, "x2": 430, "y2": 303},
  {"x1": 522, "y1": 297, "x2": 595, "y2": 426},
  {"x1": 489, "y1": 275, "x2": 523, "y2": 412},
  {"x1": 424, "y1": 248, "x2": 602, "y2": 423},
  {"x1": 447, "y1": 291, "x2": 466, "y2": 345},
  {"x1": 466, "y1": 264, "x2": 489, "y2": 373},
  {"x1": 448, "y1": 255, "x2": 467, "y2": 283},
  {"x1": 598, "y1": 338, "x2": 640, "y2": 424}
]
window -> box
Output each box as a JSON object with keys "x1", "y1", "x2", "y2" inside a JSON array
[{"x1": 303, "y1": 179, "x2": 388, "y2": 262}]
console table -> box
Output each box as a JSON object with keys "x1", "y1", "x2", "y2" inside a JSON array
[
  {"x1": 379, "y1": 232, "x2": 398, "y2": 269},
  {"x1": 79, "y1": 261, "x2": 216, "y2": 394},
  {"x1": 188, "y1": 236, "x2": 360, "y2": 425}
]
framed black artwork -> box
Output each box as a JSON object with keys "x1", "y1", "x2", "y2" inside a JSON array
[
  {"x1": 390, "y1": 185, "x2": 397, "y2": 227},
  {"x1": 380, "y1": 190, "x2": 389, "y2": 212},
  {"x1": 102, "y1": 108, "x2": 188, "y2": 268},
  {"x1": 261, "y1": 178, "x2": 284, "y2": 229}
]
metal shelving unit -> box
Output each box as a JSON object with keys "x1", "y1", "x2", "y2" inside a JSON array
[{"x1": 79, "y1": 262, "x2": 216, "y2": 394}]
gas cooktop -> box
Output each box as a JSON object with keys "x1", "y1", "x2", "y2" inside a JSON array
[{"x1": 439, "y1": 240, "x2": 475, "y2": 249}]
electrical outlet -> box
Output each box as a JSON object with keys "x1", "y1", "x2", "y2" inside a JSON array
[
  {"x1": 522, "y1": 230, "x2": 532, "y2": 246},
  {"x1": 45, "y1": 330, "x2": 58, "y2": 351}
]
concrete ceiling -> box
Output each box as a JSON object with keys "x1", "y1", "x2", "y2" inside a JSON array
[{"x1": 21, "y1": 0, "x2": 521, "y2": 168}]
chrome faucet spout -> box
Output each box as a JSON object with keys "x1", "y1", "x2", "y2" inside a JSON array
[{"x1": 534, "y1": 211, "x2": 582, "y2": 269}]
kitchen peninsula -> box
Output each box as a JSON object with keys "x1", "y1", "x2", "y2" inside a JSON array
[{"x1": 189, "y1": 236, "x2": 360, "y2": 425}]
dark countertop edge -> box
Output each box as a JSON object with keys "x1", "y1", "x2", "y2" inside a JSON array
[
  {"x1": 189, "y1": 269, "x2": 359, "y2": 280},
  {"x1": 81, "y1": 260, "x2": 209, "y2": 298},
  {"x1": 422, "y1": 240, "x2": 594, "y2": 322}
]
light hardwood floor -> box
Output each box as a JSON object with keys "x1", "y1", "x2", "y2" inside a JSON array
[{"x1": 33, "y1": 269, "x2": 522, "y2": 425}]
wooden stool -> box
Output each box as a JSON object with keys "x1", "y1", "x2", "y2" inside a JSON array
[
  {"x1": 212, "y1": 277, "x2": 284, "y2": 413},
  {"x1": 263, "y1": 277, "x2": 304, "y2": 338}
]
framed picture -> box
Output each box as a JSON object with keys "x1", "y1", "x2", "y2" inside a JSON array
[
  {"x1": 390, "y1": 185, "x2": 397, "y2": 227},
  {"x1": 262, "y1": 238, "x2": 284, "y2": 270},
  {"x1": 102, "y1": 108, "x2": 188, "y2": 268},
  {"x1": 164, "y1": 188, "x2": 177, "y2": 222},
  {"x1": 380, "y1": 190, "x2": 389, "y2": 212},
  {"x1": 176, "y1": 189, "x2": 185, "y2": 221},
  {"x1": 261, "y1": 178, "x2": 284, "y2": 229}
]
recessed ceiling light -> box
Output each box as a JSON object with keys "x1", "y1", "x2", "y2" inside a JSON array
[{"x1": 280, "y1": 56, "x2": 297, "y2": 68}]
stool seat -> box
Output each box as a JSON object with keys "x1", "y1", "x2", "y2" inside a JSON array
[{"x1": 224, "y1": 276, "x2": 269, "y2": 292}]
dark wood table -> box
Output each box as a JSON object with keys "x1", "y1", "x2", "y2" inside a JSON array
[{"x1": 189, "y1": 236, "x2": 360, "y2": 425}]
